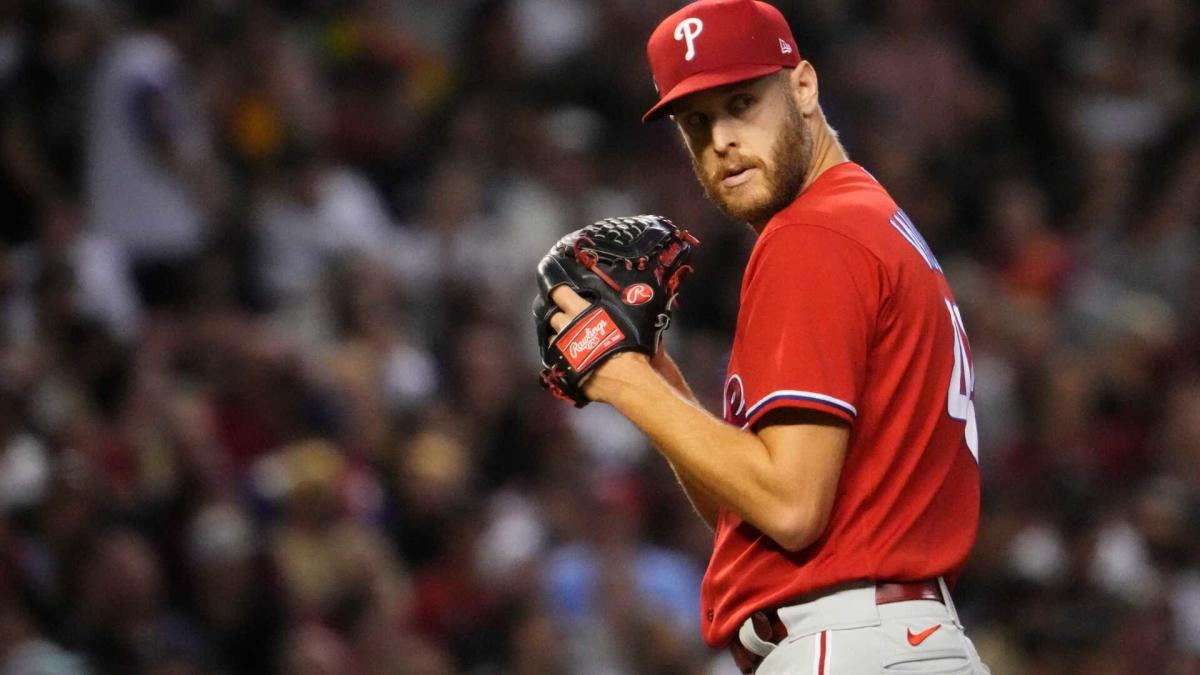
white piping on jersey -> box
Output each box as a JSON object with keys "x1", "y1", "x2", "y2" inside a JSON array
[
  {"x1": 889, "y1": 210, "x2": 942, "y2": 271},
  {"x1": 740, "y1": 390, "x2": 858, "y2": 428}
]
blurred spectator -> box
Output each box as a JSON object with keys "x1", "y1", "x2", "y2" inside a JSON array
[
  {"x1": 5, "y1": 205, "x2": 140, "y2": 345},
  {"x1": 0, "y1": 604, "x2": 89, "y2": 675},
  {"x1": 72, "y1": 529, "x2": 204, "y2": 673},
  {"x1": 542, "y1": 472, "x2": 704, "y2": 674},
  {"x1": 84, "y1": 1, "x2": 226, "y2": 309},
  {"x1": 185, "y1": 500, "x2": 282, "y2": 675},
  {"x1": 254, "y1": 142, "x2": 396, "y2": 314},
  {"x1": 0, "y1": 0, "x2": 102, "y2": 247}
]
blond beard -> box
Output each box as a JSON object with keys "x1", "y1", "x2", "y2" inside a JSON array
[{"x1": 693, "y1": 95, "x2": 813, "y2": 227}]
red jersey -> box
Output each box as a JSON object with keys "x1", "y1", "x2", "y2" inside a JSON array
[{"x1": 701, "y1": 162, "x2": 981, "y2": 647}]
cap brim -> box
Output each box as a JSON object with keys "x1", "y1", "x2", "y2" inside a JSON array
[{"x1": 642, "y1": 64, "x2": 785, "y2": 123}]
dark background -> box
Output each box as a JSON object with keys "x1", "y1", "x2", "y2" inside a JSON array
[{"x1": 0, "y1": 0, "x2": 1197, "y2": 673}]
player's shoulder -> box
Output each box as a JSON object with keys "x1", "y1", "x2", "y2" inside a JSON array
[
  {"x1": 763, "y1": 162, "x2": 910, "y2": 265},
  {"x1": 771, "y1": 163, "x2": 898, "y2": 236}
]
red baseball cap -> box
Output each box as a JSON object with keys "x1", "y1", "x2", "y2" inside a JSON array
[{"x1": 643, "y1": 0, "x2": 801, "y2": 122}]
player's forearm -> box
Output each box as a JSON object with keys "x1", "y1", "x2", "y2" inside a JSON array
[
  {"x1": 666, "y1": 459, "x2": 720, "y2": 530},
  {"x1": 651, "y1": 351, "x2": 722, "y2": 529},
  {"x1": 651, "y1": 349, "x2": 697, "y2": 400},
  {"x1": 592, "y1": 356, "x2": 823, "y2": 549}
]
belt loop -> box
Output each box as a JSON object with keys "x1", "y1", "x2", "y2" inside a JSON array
[
  {"x1": 937, "y1": 576, "x2": 962, "y2": 628},
  {"x1": 738, "y1": 617, "x2": 776, "y2": 659}
]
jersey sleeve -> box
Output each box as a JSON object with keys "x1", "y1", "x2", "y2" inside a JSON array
[{"x1": 737, "y1": 224, "x2": 886, "y2": 429}]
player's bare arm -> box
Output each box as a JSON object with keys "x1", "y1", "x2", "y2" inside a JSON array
[
  {"x1": 549, "y1": 287, "x2": 849, "y2": 552},
  {"x1": 649, "y1": 349, "x2": 723, "y2": 529}
]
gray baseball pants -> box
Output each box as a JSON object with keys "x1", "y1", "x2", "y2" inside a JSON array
[{"x1": 735, "y1": 579, "x2": 991, "y2": 674}]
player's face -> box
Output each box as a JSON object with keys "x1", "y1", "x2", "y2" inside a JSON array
[{"x1": 674, "y1": 73, "x2": 812, "y2": 227}]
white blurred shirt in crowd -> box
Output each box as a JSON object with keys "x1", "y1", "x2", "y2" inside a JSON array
[
  {"x1": 255, "y1": 166, "x2": 396, "y2": 304},
  {"x1": 5, "y1": 232, "x2": 142, "y2": 344},
  {"x1": 85, "y1": 33, "x2": 208, "y2": 263}
]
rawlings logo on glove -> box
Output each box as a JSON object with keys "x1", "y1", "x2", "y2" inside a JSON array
[
  {"x1": 623, "y1": 284, "x2": 654, "y2": 305},
  {"x1": 563, "y1": 310, "x2": 625, "y2": 370},
  {"x1": 533, "y1": 215, "x2": 699, "y2": 407},
  {"x1": 568, "y1": 319, "x2": 611, "y2": 358}
]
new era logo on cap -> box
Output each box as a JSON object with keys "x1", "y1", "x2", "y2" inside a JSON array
[{"x1": 643, "y1": 0, "x2": 802, "y2": 122}]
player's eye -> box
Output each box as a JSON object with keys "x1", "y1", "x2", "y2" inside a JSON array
[
  {"x1": 683, "y1": 112, "x2": 709, "y2": 131},
  {"x1": 729, "y1": 94, "x2": 755, "y2": 114}
]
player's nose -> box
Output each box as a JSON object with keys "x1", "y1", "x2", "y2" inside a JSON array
[{"x1": 711, "y1": 117, "x2": 739, "y2": 154}]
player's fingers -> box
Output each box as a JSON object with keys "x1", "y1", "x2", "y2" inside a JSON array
[
  {"x1": 548, "y1": 310, "x2": 570, "y2": 334},
  {"x1": 550, "y1": 286, "x2": 590, "y2": 317}
]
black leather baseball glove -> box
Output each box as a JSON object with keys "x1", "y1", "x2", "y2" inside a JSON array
[{"x1": 534, "y1": 215, "x2": 699, "y2": 407}]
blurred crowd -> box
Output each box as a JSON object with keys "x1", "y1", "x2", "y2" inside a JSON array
[{"x1": 0, "y1": 0, "x2": 1198, "y2": 673}]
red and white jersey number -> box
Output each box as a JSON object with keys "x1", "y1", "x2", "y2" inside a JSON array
[{"x1": 945, "y1": 298, "x2": 978, "y2": 461}]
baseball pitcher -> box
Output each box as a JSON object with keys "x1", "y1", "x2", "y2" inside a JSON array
[{"x1": 532, "y1": 1, "x2": 990, "y2": 673}]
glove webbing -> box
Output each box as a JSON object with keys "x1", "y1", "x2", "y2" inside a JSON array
[{"x1": 572, "y1": 234, "x2": 698, "y2": 308}]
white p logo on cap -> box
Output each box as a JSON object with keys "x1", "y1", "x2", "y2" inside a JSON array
[{"x1": 674, "y1": 18, "x2": 703, "y2": 61}]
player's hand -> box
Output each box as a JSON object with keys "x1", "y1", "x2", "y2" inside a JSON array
[
  {"x1": 547, "y1": 286, "x2": 651, "y2": 402},
  {"x1": 546, "y1": 286, "x2": 591, "y2": 330},
  {"x1": 533, "y1": 216, "x2": 697, "y2": 407}
]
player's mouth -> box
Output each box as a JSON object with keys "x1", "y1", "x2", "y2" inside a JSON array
[{"x1": 720, "y1": 166, "x2": 758, "y2": 188}]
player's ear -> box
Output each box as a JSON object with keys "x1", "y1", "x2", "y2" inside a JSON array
[{"x1": 788, "y1": 62, "x2": 819, "y2": 117}]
